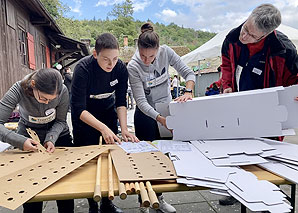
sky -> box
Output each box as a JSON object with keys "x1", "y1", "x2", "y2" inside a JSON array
[{"x1": 60, "y1": 0, "x2": 298, "y2": 32}]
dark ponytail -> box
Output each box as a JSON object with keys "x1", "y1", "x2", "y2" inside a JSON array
[
  {"x1": 138, "y1": 22, "x2": 159, "y2": 49},
  {"x1": 21, "y1": 68, "x2": 63, "y2": 96}
]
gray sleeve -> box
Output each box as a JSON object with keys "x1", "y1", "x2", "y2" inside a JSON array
[
  {"x1": 44, "y1": 86, "x2": 69, "y2": 145},
  {"x1": 167, "y1": 46, "x2": 196, "y2": 83},
  {"x1": 0, "y1": 83, "x2": 28, "y2": 149},
  {"x1": 128, "y1": 64, "x2": 160, "y2": 120}
]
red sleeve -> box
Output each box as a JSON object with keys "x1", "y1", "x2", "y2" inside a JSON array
[{"x1": 221, "y1": 40, "x2": 234, "y2": 90}]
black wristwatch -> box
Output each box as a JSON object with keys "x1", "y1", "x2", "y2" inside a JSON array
[{"x1": 185, "y1": 88, "x2": 192, "y2": 93}]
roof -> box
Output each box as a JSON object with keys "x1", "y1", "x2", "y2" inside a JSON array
[
  {"x1": 21, "y1": 0, "x2": 90, "y2": 62},
  {"x1": 22, "y1": 0, "x2": 63, "y2": 34}
]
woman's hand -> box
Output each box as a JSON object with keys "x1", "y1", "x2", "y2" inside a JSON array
[
  {"x1": 175, "y1": 92, "x2": 193, "y2": 102},
  {"x1": 23, "y1": 138, "x2": 39, "y2": 152},
  {"x1": 101, "y1": 126, "x2": 121, "y2": 144},
  {"x1": 156, "y1": 115, "x2": 167, "y2": 128},
  {"x1": 121, "y1": 129, "x2": 140, "y2": 142},
  {"x1": 44, "y1": 141, "x2": 55, "y2": 153}
]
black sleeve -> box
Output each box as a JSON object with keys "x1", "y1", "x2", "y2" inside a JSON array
[
  {"x1": 65, "y1": 73, "x2": 72, "y2": 81},
  {"x1": 115, "y1": 61, "x2": 128, "y2": 108},
  {"x1": 71, "y1": 63, "x2": 89, "y2": 120}
]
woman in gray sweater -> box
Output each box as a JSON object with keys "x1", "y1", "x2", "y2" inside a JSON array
[
  {"x1": 0, "y1": 68, "x2": 74, "y2": 213},
  {"x1": 127, "y1": 23, "x2": 195, "y2": 213}
]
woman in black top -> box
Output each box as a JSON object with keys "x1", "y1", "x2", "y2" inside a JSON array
[{"x1": 71, "y1": 33, "x2": 138, "y2": 213}]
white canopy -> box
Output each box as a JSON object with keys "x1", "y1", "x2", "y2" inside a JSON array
[{"x1": 181, "y1": 24, "x2": 298, "y2": 64}]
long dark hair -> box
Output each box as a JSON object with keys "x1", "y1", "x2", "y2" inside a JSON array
[
  {"x1": 21, "y1": 68, "x2": 63, "y2": 96},
  {"x1": 138, "y1": 22, "x2": 159, "y2": 49}
]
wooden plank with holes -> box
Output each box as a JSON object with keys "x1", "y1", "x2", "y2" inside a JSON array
[
  {"x1": 110, "y1": 148, "x2": 177, "y2": 182},
  {"x1": 0, "y1": 145, "x2": 109, "y2": 210}
]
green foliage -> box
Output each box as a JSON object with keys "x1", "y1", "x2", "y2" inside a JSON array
[
  {"x1": 40, "y1": 0, "x2": 69, "y2": 20},
  {"x1": 41, "y1": 0, "x2": 216, "y2": 50},
  {"x1": 108, "y1": 0, "x2": 134, "y2": 19}
]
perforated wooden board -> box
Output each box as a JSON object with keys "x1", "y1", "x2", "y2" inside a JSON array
[
  {"x1": 0, "y1": 149, "x2": 52, "y2": 179},
  {"x1": 110, "y1": 148, "x2": 177, "y2": 182},
  {"x1": 0, "y1": 145, "x2": 109, "y2": 210}
]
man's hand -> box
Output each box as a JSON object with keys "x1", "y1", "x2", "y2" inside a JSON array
[
  {"x1": 295, "y1": 97, "x2": 298, "y2": 101},
  {"x1": 175, "y1": 92, "x2": 192, "y2": 102},
  {"x1": 223, "y1": 87, "x2": 233, "y2": 93},
  {"x1": 44, "y1": 141, "x2": 55, "y2": 153},
  {"x1": 101, "y1": 126, "x2": 121, "y2": 144},
  {"x1": 23, "y1": 138, "x2": 38, "y2": 152},
  {"x1": 121, "y1": 129, "x2": 140, "y2": 142}
]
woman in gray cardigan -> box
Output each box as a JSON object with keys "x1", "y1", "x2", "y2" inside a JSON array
[
  {"x1": 127, "y1": 23, "x2": 195, "y2": 213},
  {"x1": 0, "y1": 68, "x2": 74, "y2": 213}
]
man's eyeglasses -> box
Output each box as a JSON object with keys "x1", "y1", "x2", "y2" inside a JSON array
[{"x1": 242, "y1": 25, "x2": 266, "y2": 42}]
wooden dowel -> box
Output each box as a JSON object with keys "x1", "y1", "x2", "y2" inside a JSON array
[
  {"x1": 108, "y1": 152, "x2": 114, "y2": 200},
  {"x1": 146, "y1": 181, "x2": 159, "y2": 209},
  {"x1": 93, "y1": 156, "x2": 102, "y2": 202},
  {"x1": 130, "y1": 182, "x2": 135, "y2": 193},
  {"x1": 118, "y1": 182, "x2": 127, "y2": 200},
  {"x1": 139, "y1": 182, "x2": 150, "y2": 207},
  {"x1": 93, "y1": 136, "x2": 103, "y2": 202},
  {"x1": 135, "y1": 182, "x2": 140, "y2": 194},
  {"x1": 125, "y1": 182, "x2": 131, "y2": 194}
]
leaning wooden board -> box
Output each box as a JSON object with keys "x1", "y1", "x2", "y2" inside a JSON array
[{"x1": 110, "y1": 147, "x2": 177, "y2": 182}]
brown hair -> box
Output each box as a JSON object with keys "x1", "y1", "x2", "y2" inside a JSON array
[
  {"x1": 95, "y1": 33, "x2": 119, "y2": 54},
  {"x1": 138, "y1": 23, "x2": 159, "y2": 49},
  {"x1": 21, "y1": 68, "x2": 63, "y2": 96}
]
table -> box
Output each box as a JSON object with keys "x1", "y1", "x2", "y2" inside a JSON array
[{"x1": 29, "y1": 152, "x2": 296, "y2": 213}]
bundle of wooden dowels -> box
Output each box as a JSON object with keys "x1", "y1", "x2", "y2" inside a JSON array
[{"x1": 93, "y1": 137, "x2": 159, "y2": 209}]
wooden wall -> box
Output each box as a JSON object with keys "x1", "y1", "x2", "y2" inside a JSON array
[{"x1": 0, "y1": 0, "x2": 52, "y2": 97}]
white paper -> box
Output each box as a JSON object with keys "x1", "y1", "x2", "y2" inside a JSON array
[
  {"x1": 0, "y1": 141, "x2": 11, "y2": 152},
  {"x1": 117, "y1": 141, "x2": 159, "y2": 153},
  {"x1": 152, "y1": 140, "x2": 191, "y2": 153}
]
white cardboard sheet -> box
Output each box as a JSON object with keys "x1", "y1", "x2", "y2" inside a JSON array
[
  {"x1": 167, "y1": 86, "x2": 298, "y2": 141},
  {"x1": 259, "y1": 160, "x2": 298, "y2": 184},
  {"x1": 155, "y1": 102, "x2": 173, "y2": 138},
  {"x1": 191, "y1": 139, "x2": 274, "y2": 159},
  {"x1": 170, "y1": 144, "x2": 238, "y2": 183}
]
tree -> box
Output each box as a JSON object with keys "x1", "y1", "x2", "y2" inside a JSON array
[
  {"x1": 108, "y1": 0, "x2": 133, "y2": 19},
  {"x1": 40, "y1": 0, "x2": 69, "y2": 20}
]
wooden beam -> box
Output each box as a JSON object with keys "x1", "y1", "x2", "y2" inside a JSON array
[
  {"x1": 56, "y1": 49, "x2": 81, "y2": 53},
  {"x1": 56, "y1": 52, "x2": 75, "y2": 64},
  {"x1": 31, "y1": 17, "x2": 51, "y2": 26}
]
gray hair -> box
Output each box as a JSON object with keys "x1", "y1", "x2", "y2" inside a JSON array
[{"x1": 249, "y1": 4, "x2": 281, "y2": 34}]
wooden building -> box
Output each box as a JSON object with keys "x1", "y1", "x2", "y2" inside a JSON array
[{"x1": 0, "y1": 0, "x2": 90, "y2": 97}]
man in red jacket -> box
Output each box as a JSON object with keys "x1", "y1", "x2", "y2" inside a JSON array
[
  {"x1": 220, "y1": 3, "x2": 298, "y2": 206},
  {"x1": 221, "y1": 4, "x2": 298, "y2": 94}
]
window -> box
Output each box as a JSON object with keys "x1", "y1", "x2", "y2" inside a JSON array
[
  {"x1": 41, "y1": 43, "x2": 46, "y2": 68},
  {"x1": 18, "y1": 26, "x2": 27, "y2": 66}
]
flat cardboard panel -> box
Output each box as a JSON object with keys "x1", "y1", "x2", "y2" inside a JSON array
[
  {"x1": 0, "y1": 145, "x2": 109, "y2": 210},
  {"x1": 259, "y1": 160, "x2": 298, "y2": 184},
  {"x1": 111, "y1": 148, "x2": 177, "y2": 182},
  {"x1": 171, "y1": 144, "x2": 237, "y2": 183},
  {"x1": 225, "y1": 170, "x2": 284, "y2": 205},
  {"x1": 155, "y1": 103, "x2": 172, "y2": 138},
  {"x1": 167, "y1": 87, "x2": 295, "y2": 140},
  {"x1": 177, "y1": 178, "x2": 228, "y2": 190},
  {"x1": 191, "y1": 139, "x2": 274, "y2": 159},
  {"x1": 228, "y1": 190, "x2": 292, "y2": 213},
  {"x1": 279, "y1": 85, "x2": 298, "y2": 128}
]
